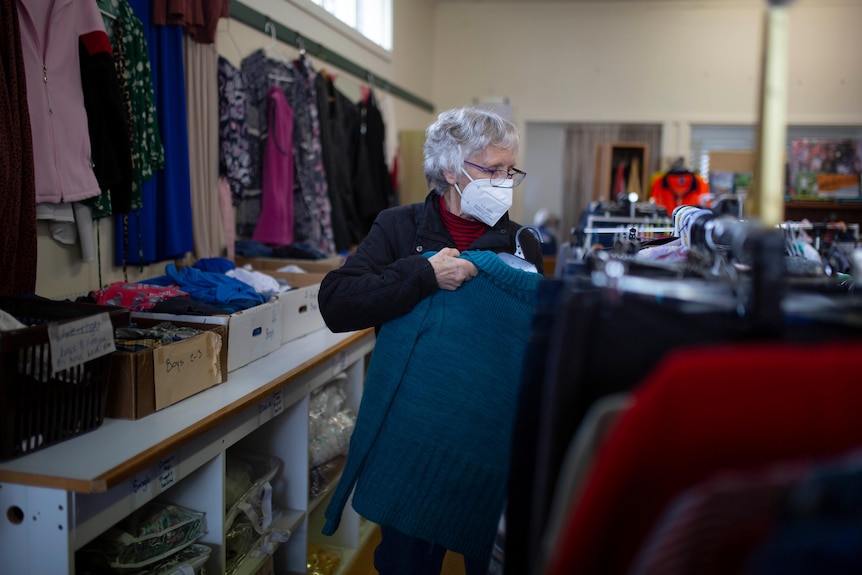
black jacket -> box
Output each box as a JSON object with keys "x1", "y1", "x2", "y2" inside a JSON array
[{"x1": 319, "y1": 191, "x2": 544, "y2": 333}]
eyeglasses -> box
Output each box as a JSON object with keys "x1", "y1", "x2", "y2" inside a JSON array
[{"x1": 463, "y1": 161, "x2": 527, "y2": 187}]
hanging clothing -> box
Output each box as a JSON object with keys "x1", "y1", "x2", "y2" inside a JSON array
[
  {"x1": 378, "y1": 92, "x2": 399, "y2": 178},
  {"x1": 16, "y1": 0, "x2": 104, "y2": 205},
  {"x1": 536, "y1": 392, "x2": 633, "y2": 574},
  {"x1": 649, "y1": 169, "x2": 710, "y2": 215},
  {"x1": 116, "y1": 0, "x2": 193, "y2": 265},
  {"x1": 184, "y1": 34, "x2": 223, "y2": 259},
  {"x1": 507, "y1": 274, "x2": 862, "y2": 575},
  {"x1": 627, "y1": 157, "x2": 642, "y2": 197},
  {"x1": 315, "y1": 71, "x2": 358, "y2": 252},
  {"x1": 237, "y1": 48, "x2": 294, "y2": 240},
  {"x1": 252, "y1": 86, "x2": 295, "y2": 247},
  {"x1": 100, "y1": 0, "x2": 163, "y2": 213},
  {"x1": 613, "y1": 161, "x2": 626, "y2": 199},
  {"x1": 353, "y1": 93, "x2": 394, "y2": 237},
  {"x1": 627, "y1": 448, "x2": 862, "y2": 575},
  {"x1": 289, "y1": 55, "x2": 336, "y2": 255},
  {"x1": 79, "y1": 20, "x2": 134, "y2": 217},
  {"x1": 100, "y1": 0, "x2": 164, "y2": 271},
  {"x1": 151, "y1": 0, "x2": 228, "y2": 45},
  {"x1": 0, "y1": 0, "x2": 37, "y2": 295},
  {"x1": 323, "y1": 250, "x2": 541, "y2": 563},
  {"x1": 545, "y1": 339, "x2": 862, "y2": 575},
  {"x1": 18, "y1": 0, "x2": 121, "y2": 263},
  {"x1": 502, "y1": 279, "x2": 567, "y2": 575},
  {"x1": 85, "y1": 13, "x2": 130, "y2": 220},
  {"x1": 217, "y1": 55, "x2": 252, "y2": 205},
  {"x1": 324, "y1": 73, "x2": 364, "y2": 247}
]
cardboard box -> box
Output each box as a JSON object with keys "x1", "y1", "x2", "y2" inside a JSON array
[
  {"x1": 268, "y1": 272, "x2": 328, "y2": 344},
  {"x1": 131, "y1": 299, "x2": 283, "y2": 372},
  {"x1": 235, "y1": 255, "x2": 344, "y2": 274},
  {"x1": 107, "y1": 321, "x2": 227, "y2": 420}
]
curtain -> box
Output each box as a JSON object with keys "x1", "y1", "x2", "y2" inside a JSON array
[
  {"x1": 561, "y1": 124, "x2": 662, "y2": 247},
  {"x1": 184, "y1": 35, "x2": 224, "y2": 259}
]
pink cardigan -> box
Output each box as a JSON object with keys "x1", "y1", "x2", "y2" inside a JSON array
[{"x1": 17, "y1": 0, "x2": 104, "y2": 204}]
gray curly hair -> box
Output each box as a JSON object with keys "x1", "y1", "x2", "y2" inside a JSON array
[{"x1": 423, "y1": 107, "x2": 519, "y2": 195}]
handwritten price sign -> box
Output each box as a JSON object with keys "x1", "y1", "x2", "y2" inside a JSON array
[{"x1": 47, "y1": 312, "x2": 116, "y2": 373}]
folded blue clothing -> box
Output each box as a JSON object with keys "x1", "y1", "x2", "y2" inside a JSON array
[
  {"x1": 193, "y1": 257, "x2": 236, "y2": 274},
  {"x1": 159, "y1": 263, "x2": 267, "y2": 313}
]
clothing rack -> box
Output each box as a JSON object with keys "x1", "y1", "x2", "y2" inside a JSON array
[
  {"x1": 582, "y1": 215, "x2": 675, "y2": 236},
  {"x1": 229, "y1": 1, "x2": 434, "y2": 113},
  {"x1": 779, "y1": 221, "x2": 860, "y2": 241}
]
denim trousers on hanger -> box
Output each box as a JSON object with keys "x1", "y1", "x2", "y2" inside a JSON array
[{"x1": 374, "y1": 525, "x2": 490, "y2": 575}]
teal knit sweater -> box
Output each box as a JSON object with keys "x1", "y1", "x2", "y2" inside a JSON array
[{"x1": 322, "y1": 250, "x2": 541, "y2": 561}]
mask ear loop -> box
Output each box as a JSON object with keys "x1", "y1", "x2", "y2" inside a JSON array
[{"x1": 454, "y1": 166, "x2": 474, "y2": 197}]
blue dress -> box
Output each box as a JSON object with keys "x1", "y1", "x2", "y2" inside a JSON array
[{"x1": 115, "y1": 0, "x2": 192, "y2": 265}]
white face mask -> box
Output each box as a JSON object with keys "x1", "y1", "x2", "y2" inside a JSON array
[{"x1": 454, "y1": 167, "x2": 513, "y2": 227}]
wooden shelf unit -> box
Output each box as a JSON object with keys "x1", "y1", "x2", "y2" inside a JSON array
[{"x1": 0, "y1": 327, "x2": 376, "y2": 574}]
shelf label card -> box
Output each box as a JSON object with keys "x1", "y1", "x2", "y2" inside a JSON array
[
  {"x1": 272, "y1": 389, "x2": 284, "y2": 417},
  {"x1": 47, "y1": 312, "x2": 116, "y2": 373},
  {"x1": 157, "y1": 454, "x2": 178, "y2": 491},
  {"x1": 259, "y1": 389, "x2": 284, "y2": 424},
  {"x1": 130, "y1": 452, "x2": 180, "y2": 504}
]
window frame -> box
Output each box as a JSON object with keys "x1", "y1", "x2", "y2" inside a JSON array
[{"x1": 289, "y1": 0, "x2": 393, "y2": 54}]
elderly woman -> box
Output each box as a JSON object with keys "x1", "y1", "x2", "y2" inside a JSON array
[{"x1": 318, "y1": 106, "x2": 543, "y2": 575}]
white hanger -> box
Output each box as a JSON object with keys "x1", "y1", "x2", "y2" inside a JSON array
[
  {"x1": 264, "y1": 20, "x2": 291, "y2": 66},
  {"x1": 97, "y1": 0, "x2": 117, "y2": 20},
  {"x1": 263, "y1": 20, "x2": 293, "y2": 84}
]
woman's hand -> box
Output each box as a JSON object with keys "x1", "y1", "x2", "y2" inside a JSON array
[{"x1": 428, "y1": 248, "x2": 478, "y2": 290}]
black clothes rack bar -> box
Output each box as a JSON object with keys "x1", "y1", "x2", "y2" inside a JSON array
[{"x1": 229, "y1": 1, "x2": 435, "y2": 113}]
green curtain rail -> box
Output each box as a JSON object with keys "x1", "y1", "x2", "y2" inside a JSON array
[{"x1": 229, "y1": 1, "x2": 435, "y2": 113}]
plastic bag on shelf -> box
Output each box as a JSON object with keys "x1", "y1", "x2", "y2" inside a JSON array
[
  {"x1": 77, "y1": 501, "x2": 207, "y2": 570},
  {"x1": 308, "y1": 410, "x2": 356, "y2": 468},
  {"x1": 225, "y1": 451, "x2": 282, "y2": 533},
  {"x1": 309, "y1": 454, "x2": 347, "y2": 500},
  {"x1": 225, "y1": 512, "x2": 291, "y2": 575},
  {"x1": 127, "y1": 543, "x2": 212, "y2": 575},
  {"x1": 308, "y1": 374, "x2": 348, "y2": 440}
]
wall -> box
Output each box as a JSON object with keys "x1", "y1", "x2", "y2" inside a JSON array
[
  {"x1": 34, "y1": 0, "x2": 862, "y2": 297},
  {"x1": 433, "y1": 0, "x2": 862, "y2": 224}
]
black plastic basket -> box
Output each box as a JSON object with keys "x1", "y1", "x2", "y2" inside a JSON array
[{"x1": 0, "y1": 297, "x2": 130, "y2": 460}]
